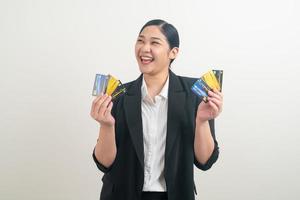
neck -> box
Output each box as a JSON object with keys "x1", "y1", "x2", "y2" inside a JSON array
[{"x1": 143, "y1": 69, "x2": 169, "y2": 98}]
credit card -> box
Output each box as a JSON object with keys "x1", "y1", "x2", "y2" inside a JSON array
[
  {"x1": 191, "y1": 79, "x2": 211, "y2": 102},
  {"x1": 112, "y1": 87, "x2": 126, "y2": 100},
  {"x1": 191, "y1": 69, "x2": 224, "y2": 102},
  {"x1": 92, "y1": 73, "x2": 127, "y2": 99},
  {"x1": 92, "y1": 74, "x2": 109, "y2": 96},
  {"x1": 212, "y1": 70, "x2": 223, "y2": 92},
  {"x1": 201, "y1": 70, "x2": 221, "y2": 91},
  {"x1": 106, "y1": 75, "x2": 120, "y2": 96}
]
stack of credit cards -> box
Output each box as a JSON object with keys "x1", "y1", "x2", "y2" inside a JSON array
[
  {"x1": 92, "y1": 74, "x2": 126, "y2": 100},
  {"x1": 191, "y1": 70, "x2": 223, "y2": 102}
]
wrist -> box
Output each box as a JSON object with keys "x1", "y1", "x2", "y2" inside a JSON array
[
  {"x1": 100, "y1": 123, "x2": 115, "y2": 131},
  {"x1": 196, "y1": 118, "x2": 209, "y2": 127}
]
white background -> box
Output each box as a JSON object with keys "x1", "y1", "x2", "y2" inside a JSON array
[{"x1": 1, "y1": 0, "x2": 299, "y2": 199}]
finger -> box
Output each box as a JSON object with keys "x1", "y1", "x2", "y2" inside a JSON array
[
  {"x1": 93, "y1": 94, "x2": 109, "y2": 117},
  {"x1": 215, "y1": 89, "x2": 224, "y2": 99},
  {"x1": 91, "y1": 94, "x2": 106, "y2": 118},
  {"x1": 208, "y1": 90, "x2": 222, "y2": 101},
  {"x1": 207, "y1": 96, "x2": 222, "y2": 111},
  {"x1": 97, "y1": 95, "x2": 112, "y2": 117},
  {"x1": 96, "y1": 95, "x2": 111, "y2": 116},
  {"x1": 208, "y1": 100, "x2": 219, "y2": 114},
  {"x1": 104, "y1": 101, "x2": 113, "y2": 117},
  {"x1": 93, "y1": 93, "x2": 104, "y2": 104},
  {"x1": 213, "y1": 89, "x2": 224, "y2": 100},
  {"x1": 91, "y1": 93, "x2": 104, "y2": 116}
]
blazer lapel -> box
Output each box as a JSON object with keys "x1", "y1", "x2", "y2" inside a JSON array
[
  {"x1": 123, "y1": 75, "x2": 144, "y2": 168},
  {"x1": 165, "y1": 70, "x2": 186, "y2": 159}
]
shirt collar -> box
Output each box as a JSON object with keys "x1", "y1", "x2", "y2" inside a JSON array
[{"x1": 141, "y1": 75, "x2": 169, "y2": 101}]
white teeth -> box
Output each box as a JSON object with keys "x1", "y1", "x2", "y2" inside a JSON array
[{"x1": 141, "y1": 56, "x2": 153, "y2": 61}]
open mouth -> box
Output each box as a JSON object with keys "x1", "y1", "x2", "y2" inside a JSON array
[{"x1": 140, "y1": 56, "x2": 154, "y2": 64}]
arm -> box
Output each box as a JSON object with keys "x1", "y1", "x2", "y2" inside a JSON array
[
  {"x1": 91, "y1": 94, "x2": 117, "y2": 172},
  {"x1": 94, "y1": 124, "x2": 117, "y2": 168},
  {"x1": 194, "y1": 120, "x2": 215, "y2": 165},
  {"x1": 194, "y1": 89, "x2": 222, "y2": 170}
]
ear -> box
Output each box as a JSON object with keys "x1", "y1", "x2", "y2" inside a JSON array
[{"x1": 168, "y1": 47, "x2": 179, "y2": 60}]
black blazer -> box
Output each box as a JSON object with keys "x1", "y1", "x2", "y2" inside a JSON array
[{"x1": 93, "y1": 70, "x2": 219, "y2": 200}]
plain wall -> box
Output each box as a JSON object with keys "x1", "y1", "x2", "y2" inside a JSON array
[{"x1": 1, "y1": 0, "x2": 299, "y2": 199}]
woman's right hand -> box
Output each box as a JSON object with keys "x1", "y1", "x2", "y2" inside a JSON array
[{"x1": 90, "y1": 93, "x2": 115, "y2": 127}]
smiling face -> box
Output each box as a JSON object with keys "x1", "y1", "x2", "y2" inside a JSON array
[{"x1": 135, "y1": 25, "x2": 178, "y2": 76}]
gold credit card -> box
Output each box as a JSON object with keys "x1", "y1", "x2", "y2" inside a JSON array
[
  {"x1": 201, "y1": 70, "x2": 221, "y2": 91},
  {"x1": 106, "y1": 75, "x2": 120, "y2": 95}
]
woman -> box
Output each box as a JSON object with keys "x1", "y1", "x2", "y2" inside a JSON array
[{"x1": 90, "y1": 19, "x2": 223, "y2": 200}]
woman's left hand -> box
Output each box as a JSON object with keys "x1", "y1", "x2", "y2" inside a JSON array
[{"x1": 196, "y1": 89, "x2": 223, "y2": 123}]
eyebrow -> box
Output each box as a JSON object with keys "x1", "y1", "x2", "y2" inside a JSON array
[
  {"x1": 151, "y1": 37, "x2": 163, "y2": 41},
  {"x1": 138, "y1": 35, "x2": 163, "y2": 42}
]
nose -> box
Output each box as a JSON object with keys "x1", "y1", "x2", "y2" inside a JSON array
[{"x1": 140, "y1": 42, "x2": 151, "y2": 53}]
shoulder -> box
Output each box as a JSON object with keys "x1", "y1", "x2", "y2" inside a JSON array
[
  {"x1": 177, "y1": 75, "x2": 198, "y2": 85},
  {"x1": 174, "y1": 74, "x2": 203, "y2": 105},
  {"x1": 175, "y1": 75, "x2": 198, "y2": 91},
  {"x1": 123, "y1": 79, "x2": 136, "y2": 90}
]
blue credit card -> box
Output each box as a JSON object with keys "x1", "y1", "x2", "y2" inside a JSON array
[
  {"x1": 191, "y1": 79, "x2": 211, "y2": 102},
  {"x1": 92, "y1": 74, "x2": 108, "y2": 96}
]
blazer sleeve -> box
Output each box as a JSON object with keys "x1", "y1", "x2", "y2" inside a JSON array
[
  {"x1": 92, "y1": 97, "x2": 120, "y2": 173},
  {"x1": 193, "y1": 97, "x2": 220, "y2": 171},
  {"x1": 92, "y1": 147, "x2": 113, "y2": 173}
]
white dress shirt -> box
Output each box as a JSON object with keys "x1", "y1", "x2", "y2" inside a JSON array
[{"x1": 141, "y1": 76, "x2": 169, "y2": 192}]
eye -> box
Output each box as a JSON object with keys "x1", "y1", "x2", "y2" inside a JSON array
[
  {"x1": 137, "y1": 39, "x2": 144, "y2": 43},
  {"x1": 152, "y1": 41, "x2": 160, "y2": 45}
]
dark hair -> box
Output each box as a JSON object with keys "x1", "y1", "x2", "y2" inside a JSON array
[{"x1": 139, "y1": 19, "x2": 180, "y2": 65}]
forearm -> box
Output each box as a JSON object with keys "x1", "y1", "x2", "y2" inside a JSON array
[
  {"x1": 194, "y1": 120, "x2": 215, "y2": 165},
  {"x1": 94, "y1": 125, "x2": 117, "y2": 168}
]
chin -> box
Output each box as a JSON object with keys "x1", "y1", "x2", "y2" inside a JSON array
[{"x1": 138, "y1": 64, "x2": 154, "y2": 75}]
